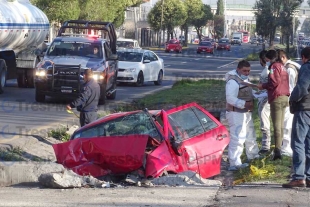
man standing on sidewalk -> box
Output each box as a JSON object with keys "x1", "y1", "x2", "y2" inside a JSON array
[
  {"x1": 225, "y1": 60, "x2": 260, "y2": 171},
  {"x1": 282, "y1": 47, "x2": 310, "y2": 188}
]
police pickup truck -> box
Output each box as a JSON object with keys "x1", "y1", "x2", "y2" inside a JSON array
[{"x1": 34, "y1": 20, "x2": 118, "y2": 105}]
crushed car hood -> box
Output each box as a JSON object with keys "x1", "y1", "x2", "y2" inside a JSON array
[
  {"x1": 53, "y1": 135, "x2": 149, "y2": 177},
  {"x1": 44, "y1": 56, "x2": 103, "y2": 70}
]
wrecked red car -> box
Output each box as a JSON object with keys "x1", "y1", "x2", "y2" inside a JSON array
[{"x1": 53, "y1": 102, "x2": 229, "y2": 179}]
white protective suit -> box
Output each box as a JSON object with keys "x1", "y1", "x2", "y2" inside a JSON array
[
  {"x1": 257, "y1": 66, "x2": 271, "y2": 150},
  {"x1": 225, "y1": 70, "x2": 260, "y2": 167},
  {"x1": 281, "y1": 60, "x2": 301, "y2": 156}
]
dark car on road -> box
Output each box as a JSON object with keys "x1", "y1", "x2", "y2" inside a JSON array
[
  {"x1": 196, "y1": 41, "x2": 214, "y2": 54},
  {"x1": 231, "y1": 37, "x2": 241, "y2": 45},
  {"x1": 217, "y1": 38, "x2": 231, "y2": 51}
]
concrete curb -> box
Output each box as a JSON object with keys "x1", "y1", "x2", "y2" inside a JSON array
[{"x1": 0, "y1": 162, "x2": 64, "y2": 187}]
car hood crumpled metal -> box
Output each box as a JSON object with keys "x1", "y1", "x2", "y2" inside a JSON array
[{"x1": 53, "y1": 135, "x2": 150, "y2": 178}]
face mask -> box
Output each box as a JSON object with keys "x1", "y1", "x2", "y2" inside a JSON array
[
  {"x1": 240, "y1": 74, "x2": 248, "y2": 80},
  {"x1": 266, "y1": 61, "x2": 271, "y2": 67}
]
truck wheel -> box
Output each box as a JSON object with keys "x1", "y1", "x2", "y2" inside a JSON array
[
  {"x1": 99, "y1": 85, "x2": 106, "y2": 105},
  {"x1": 154, "y1": 70, "x2": 163, "y2": 85},
  {"x1": 35, "y1": 89, "x2": 45, "y2": 102},
  {"x1": 107, "y1": 82, "x2": 116, "y2": 100},
  {"x1": 0, "y1": 60, "x2": 7, "y2": 94}
]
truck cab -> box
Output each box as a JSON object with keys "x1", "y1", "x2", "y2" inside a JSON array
[{"x1": 34, "y1": 20, "x2": 118, "y2": 104}]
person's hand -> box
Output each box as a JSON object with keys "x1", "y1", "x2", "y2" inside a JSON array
[
  {"x1": 257, "y1": 83, "x2": 263, "y2": 90},
  {"x1": 244, "y1": 101, "x2": 253, "y2": 110},
  {"x1": 66, "y1": 105, "x2": 72, "y2": 110}
]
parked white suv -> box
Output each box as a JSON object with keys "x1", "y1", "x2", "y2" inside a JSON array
[{"x1": 117, "y1": 38, "x2": 141, "y2": 49}]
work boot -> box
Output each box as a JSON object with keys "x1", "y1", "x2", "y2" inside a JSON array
[
  {"x1": 271, "y1": 148, "x2": 282, "y2": 161},
  {"x1": 259, "y1": 149, "x2": 269, "y2": 155},
  {"x1": 282, "y1": 179, "x2": 305, "y2": 188}
]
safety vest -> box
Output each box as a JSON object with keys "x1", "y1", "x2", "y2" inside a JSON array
[{"x1": 226, "y1": 75, "x2": 254, "y2": 112}]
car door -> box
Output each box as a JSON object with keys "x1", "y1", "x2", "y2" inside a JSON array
[
  {"x1": 142, "y1": 52, "x2": 151, "y2": 81},
  {"x1": 165, "y1": 103, "x2": 230, "y2": 179},
  {"x1": 148, "y1": 52, "x2": 160, "y2": 81},
  {"x1": 104, "y1": 42, "x2": 116, "y2": 91}
]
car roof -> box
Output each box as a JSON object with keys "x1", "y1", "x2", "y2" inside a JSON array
[
  {"x1": 117, "y1": 48, "x2": 151, "y2": 53},
  {"x1": 117, "y1": 38, "x2": 138, "y2": 42},
  {"x1": 53, "y1": 36, "x2": 107, "y2": 43}
]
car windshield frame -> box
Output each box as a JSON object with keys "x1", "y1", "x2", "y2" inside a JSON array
[
  {"x1": 72, "y1": 111, "x2": 162, "y2": 141},
  {"x1": 199, "y1": 42, "x2": 212, "y2": 46},
  {"x1": 46, "y1": 40, "x2": 103, "y2": 58},
  {"x1": 219, "y1": 39, "x2": 229, "y2": 43},
  {"x1": 117, "y1": 41, "x2": 135, "y2": 48},
  {"x1": 117, "y1": 51, "x2": 143, "y2": 62}
]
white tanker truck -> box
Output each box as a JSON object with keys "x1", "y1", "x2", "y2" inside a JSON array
[{"x1": 0, "y1": 0, "x2": 49, "y2": 94}]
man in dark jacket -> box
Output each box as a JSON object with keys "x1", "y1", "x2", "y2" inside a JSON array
[
  {"x1": 282, "y1": 47, "x2": 310, "y2": 188},
  {"x1": 66, "y1": 69, "x2": 100, "y2": 127},
  {"x1": 257, "y1": 50, "x2": 290, "y2": 160}
]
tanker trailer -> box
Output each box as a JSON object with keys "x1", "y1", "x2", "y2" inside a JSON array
[{"x1": 0, "y1": 0, "x2": 49, "y2": 93}]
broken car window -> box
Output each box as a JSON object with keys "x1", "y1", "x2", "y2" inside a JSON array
[{"x1": 72, "y1": 112, "x2": 161, "y2": 140}]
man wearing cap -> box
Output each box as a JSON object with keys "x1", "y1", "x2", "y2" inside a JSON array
[{"x1": 66, "y1": 69, "x2": 100, "y2": 127}]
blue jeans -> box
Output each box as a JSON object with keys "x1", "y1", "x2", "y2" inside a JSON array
[{"x1": 291, "y1": 111, "x2": 310, "y2": 180}]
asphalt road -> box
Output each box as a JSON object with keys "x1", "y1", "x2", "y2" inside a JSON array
[{"x1": 0, "y1": 43, "x2": 262, "y2": 142}]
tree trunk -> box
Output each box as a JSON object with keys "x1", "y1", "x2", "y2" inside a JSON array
[
  {"x1": 184, "y1": 27, "x2": 188, "y2": 46},
  {"x1": 286, "y1": 34, "x2": 290, "y2": 54}
]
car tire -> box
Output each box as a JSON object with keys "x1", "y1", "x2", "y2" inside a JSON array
[
  {"x1": 99, "y1": 84, "x2": 106, "y2": 105},
  {"x1": 135, "y1": 71, "x2": 144, "y2": 87},
  {"x1": 154, "y1": 70, "x2": 163, "y2": 86},
  {"x1": 107, "y1": 81, "x2": 116, "y2": 100},
  {"x1": 0, "y1": 60, "x2": 7, "y2": 94},
  {"x1": 197, "y1": 51, "x2": 200, "y2": 54},
  {"x1": 35, "y1": 89, "x2": 45, "y2": 102},
  {"x1": 165, "y1": 50, "x2": 169, "y2": 53}
]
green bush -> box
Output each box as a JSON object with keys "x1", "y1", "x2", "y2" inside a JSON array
[{"x1": 47, "y1": 127, "x2": 70, "y2": 142}]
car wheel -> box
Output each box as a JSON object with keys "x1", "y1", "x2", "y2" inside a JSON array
[
  {"x1": 197, "y1": 51, "x2": 200, "y2": 54},
  {"x1": 99, "y1": 84, "x2": 106, "y2": 105},
  {"x1": 135, "y1": 71, "x2": 144, "y2": 87},
  {"x1": 154, "y1": 70, "x2": 163, "y2": 85},
  {"x1": 35, "y1": 89, "x2": 45, "y2": 102},
  {"x1": 165, "y1": 50, "x2": 169, "y2": 53},
  {"x1": 107, "y1": 81, "x2": 117, "y2": 100},
  {"x1": 0, "y1": 60, "x2": 7, "y2": 94}
]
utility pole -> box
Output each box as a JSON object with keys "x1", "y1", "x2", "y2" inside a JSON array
[
  {"x1": 224, "y1": 0, "x2": 227, "y2": 37},
  {"x1": 159, "y1": 0, "x2": 164, "y2": 47}
]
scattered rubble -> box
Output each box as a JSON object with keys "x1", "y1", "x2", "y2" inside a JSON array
[
  {"x1": 151, "y1": 171, "x2": 222, "y2": 187},
  {"x1": 38, "y1": 169, "x2": 112, "y2": 189}
]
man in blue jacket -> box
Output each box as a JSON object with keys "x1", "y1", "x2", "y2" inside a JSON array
[
  {"x1": 66, "y1": 69, "x2": 100, "y2": 127},
  {"x1": 282, "y1": 47, "x2": 310, "y2": 188}
]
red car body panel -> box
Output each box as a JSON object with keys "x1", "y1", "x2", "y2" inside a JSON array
[
  {"x1": 165, "y1": 39, "x2": 182, "y2": 53},
  {"x1": 53, "y1": 102, "x2": 230, "y2": 179},
  {"x1": 53, "y1": 135, "x2": 149, "y2": 177}
]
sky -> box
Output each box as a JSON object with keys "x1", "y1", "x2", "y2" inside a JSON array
[{"x1": 142, "y1": 0, "x2": 309, "y2": 7}]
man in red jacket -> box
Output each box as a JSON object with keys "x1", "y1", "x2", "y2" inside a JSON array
[{"x1": 257, "y1": 50, "x2": 290, "y2": 160}]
